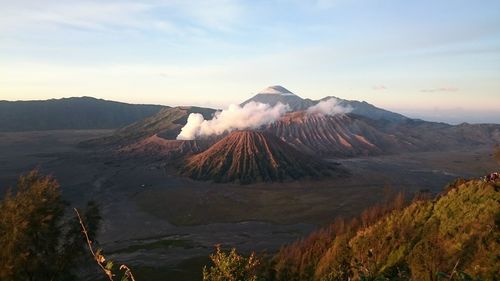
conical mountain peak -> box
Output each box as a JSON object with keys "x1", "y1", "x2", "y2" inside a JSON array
[
  {"x1": 258, "y1": 85, "x2": 296, "y2": 96},
  {"x1": 180, "y1": 130, "x2": 337, "y2": 183}
]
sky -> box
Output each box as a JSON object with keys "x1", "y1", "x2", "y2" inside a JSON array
[{"x1": 1, "y1": 0, "x2": 499, "y2": 123}]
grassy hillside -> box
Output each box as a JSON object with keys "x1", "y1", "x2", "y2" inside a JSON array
[
  {"x1": 0, "y1": 97, "x2": 163, "y2": 131},
  {"x1": 272, "y1": 178, "x2": 499, "y2": 281}
]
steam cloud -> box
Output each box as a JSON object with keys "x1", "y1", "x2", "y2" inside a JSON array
[
  {"x1": 177, "y1": 102, "x2": 290, "y2": 140},
  {"x1": 306, "y1": 98, "x2": 352, "y2": 116}
]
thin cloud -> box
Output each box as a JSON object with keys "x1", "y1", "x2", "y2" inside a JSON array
[
  {"x1": 420, "y1": 87, "x2": 458, "y2": 93},
  {"x1": 372, "y1": 85, "x2": 387, "y2": 90},
  {"x1": 1, "y1": 1, "x2": 154, "y2": 32},
  {"x1": 0, "y1": 0, "x2": 245, "y2": 34},
  {"x1": 172, "y1": 0, "x2": 245, "y2": 32}
]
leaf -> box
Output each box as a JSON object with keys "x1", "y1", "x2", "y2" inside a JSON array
[
  {"x1": 437, "y1": 272, "x2": 450, "y2": 279},
  {"x1": 106, "y1": 261, "x2": 114, "y2": 270},
  {"x1": 457, "y1": 271, "x2": 474, "y2": 281}
]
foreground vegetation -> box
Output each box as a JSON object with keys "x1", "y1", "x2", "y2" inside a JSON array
[
  {"x1": 206, "y1": 178, "x2": 499, "y2": 281},
  {"x1": 0, "y1": 170, "x2": 100, "y2": 281},
  {"x1": 1, "y1": 167, "x2": 498, "y2": 281},
  {"x1": 203, "y1": 146, "x2": 500, "y2": 281}
]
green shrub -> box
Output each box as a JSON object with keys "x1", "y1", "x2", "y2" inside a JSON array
[
  {"x1": 0, "y1": 170, "x2": 100, "y2": 281},
  {"x1": 272, "y1": 179, "x2": 499, "y2": 281},
  {"x1": 203, "y1": 245, "x2": 261, "y2": 281}
]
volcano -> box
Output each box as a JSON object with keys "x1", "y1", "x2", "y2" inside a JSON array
[
  {"x1": 180, "y1": 130, "x2": 338, "y2": 184},
  {"x1": 265, "y1": 111, "x2": 500, "y2": 157},
  {"x1": 119, "y1": 135, "x2": 213, "y2": 160},
  {"x1": 242, "y1": 85, "x2": 407, "y2": 121},
  {"x1": 241, "y1": 85, "x2": 316, "y2": 111},
  {"x1": 265, "y1": 111, "x2": 404, "y2": 157},
  {"x1": 84, "y1": 85, "x2": 500, "y2": 161}
]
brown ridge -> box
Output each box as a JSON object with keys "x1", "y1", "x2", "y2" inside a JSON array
[{"x1": 265, "y1": 112, "x2": 398, "y2": 157}]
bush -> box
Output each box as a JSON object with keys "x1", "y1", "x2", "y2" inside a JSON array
[
  {"x1": 203, "y1": 245, "x2": 261, "y2": 281},
  {"x1": 0, "y1": 170, "x2": 100, "y2": 281},
  {"x1": 272, "y1": 179, "x2": 499, "y2": 281}
]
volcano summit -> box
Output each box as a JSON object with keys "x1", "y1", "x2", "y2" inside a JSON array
[
  {"x1": 180, "y1": 130, "x2": 339, "y2": 184},
  {"x1": 241, "y1": 85, "x2": 316, "y2": 111},
  {"x1": 258, "y1": 85, "x2": 297, "y2": 96}
]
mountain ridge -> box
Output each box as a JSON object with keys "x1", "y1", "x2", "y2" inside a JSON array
[
  {"x1": 80, "y1": 106, "x2": 216, "y2": 147},
  {"x1": 242, "y1": 85, "x2": 408, "y2": 122},
  {"x1": 89, "y1": 88, "x2": 500, "y2": 159},
  {"x1": 0, "y1": 96, "x2": 164, "y2": 132}
]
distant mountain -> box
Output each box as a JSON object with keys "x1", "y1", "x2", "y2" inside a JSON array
[
  {"x1": 321, "y1": 96, "x2": 408, "y2": 122},
  {"x1": 241, "y1": 85, "x2": 316, "y2": 111},
  {"x1": 370, "y1": 117, "x2": 500, "y2": 151},
  {"x1": 81, "y1": 106, "x2": 216, "y2": 147},
  {"x1": 180, "y1": 130, "x2": 340, "y2": 184},
  {"x1": 266, "y1": 111, "x2": 500, "y2": 157},
  {"x1": 242, "y1": 85, "x2": 407, "y2": 122},
  {"x1": 265, "y1": 112, "x2": 400, "y2": 157},
  {"x1": 0, "y1": 97, "x2": 164, "y2": 131},
  {"x1": 85, "y1": 85, "x2": 500, "y2": 161}
]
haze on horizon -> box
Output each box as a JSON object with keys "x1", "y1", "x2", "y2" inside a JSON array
[{"x1": 1, "y1": 0, "x2": 499, "y2": 124}]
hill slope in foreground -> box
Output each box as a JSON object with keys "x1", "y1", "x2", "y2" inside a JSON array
[
  {"x1": 180, "y1": 130, "x2": 341, "y2": 184},
  {"x1": 273, "y1": 178, "x2": 500, "y2": 281}
]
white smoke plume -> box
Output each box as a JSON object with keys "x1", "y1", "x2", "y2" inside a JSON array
[
  {"x1": 177, "y1": 102, "x2": 290, "y2": 140},
  {"x1": 306, "y1": 98, "x2": 352, "y2": 116}
]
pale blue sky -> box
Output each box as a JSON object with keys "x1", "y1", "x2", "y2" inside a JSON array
[{"x1": 1, "y1": 0, "x2": 499, "y2": 123}]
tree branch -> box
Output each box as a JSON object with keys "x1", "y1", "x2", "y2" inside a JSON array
[{"x1": 74, "y1": 207, "x2": 114, "y2": 281}]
